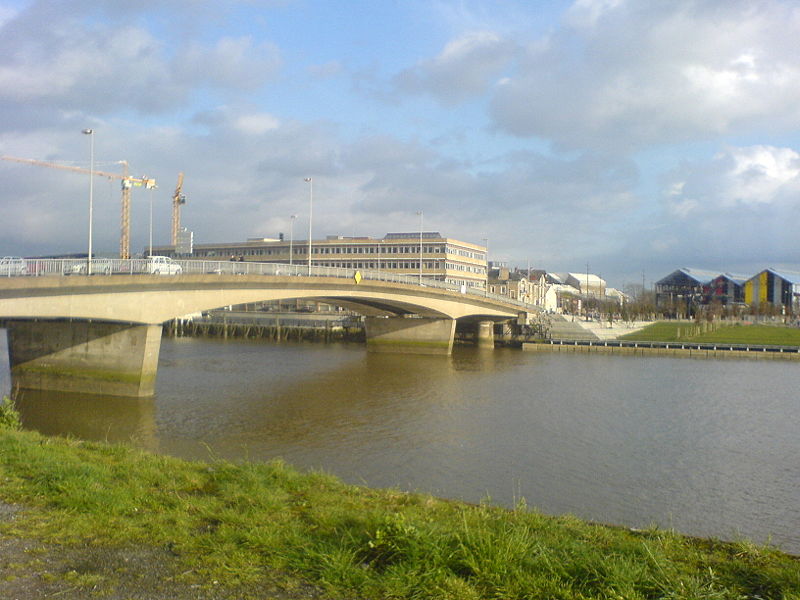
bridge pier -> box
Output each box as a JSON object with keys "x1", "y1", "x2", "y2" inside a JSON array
[
  {"x1": 476, "y1": 320, "x2": 495, "y2": 349},
  {"x1": 5, "y1": 320, "x2": 162, "y2": 397},
  {"x1": 364, "y1": 316, "x2": 455, "y2": 355}
]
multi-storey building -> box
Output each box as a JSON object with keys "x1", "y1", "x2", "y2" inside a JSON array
[
  {"x1": 744, "y1": 268, "x2": 800, "y2": 311},
  {"x1": 150, "y1": 232, "x2": 488, "y2": 289},
  {"x1": 654, "y1": 267, "x2": 719, "y2": 308},
  {"x1": 488, "y1": 265, "x2": 531, "y2": 303}
]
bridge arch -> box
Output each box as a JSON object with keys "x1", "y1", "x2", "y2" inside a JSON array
[{"x1": 0, "y1": 274, "x2": 526, "y2": 323}]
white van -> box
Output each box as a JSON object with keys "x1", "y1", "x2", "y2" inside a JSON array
[{"x1": 146, "y1": 256, "x2": 182, "y2": 275}]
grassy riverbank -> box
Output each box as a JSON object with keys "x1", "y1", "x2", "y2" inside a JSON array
[
  {"x1": 1, "y1": 423, "x2": 799, "y2": 598},
  {"x1": 620, "y1": 321, "x2": 800, "y2": 346}
]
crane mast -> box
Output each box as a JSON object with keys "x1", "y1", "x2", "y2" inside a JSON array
[
  {"x1": 171, "y1": 172, "x2": 185, "y2": 246},
  {"x1": 0, "y1": 155, "x2": 156, "y2": 259}
]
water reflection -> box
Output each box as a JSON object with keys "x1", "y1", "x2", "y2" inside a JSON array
[{"x1": 13, "y1": 389, "x2": 158, "y2": 451}]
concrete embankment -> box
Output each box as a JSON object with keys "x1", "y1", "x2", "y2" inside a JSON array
[{"x1": 523, "y1": 340, "x2": 800, "y2": 360}]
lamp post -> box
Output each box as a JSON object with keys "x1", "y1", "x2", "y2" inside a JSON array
[
  {"x1": 148, "y1": 185, "x2": 154, "y2": 258},
  {"x1": 289, "y1": 214, "x2": 297, "y2": 266},
  {"x1": 482, "y1": 237, "x2": 489, "y2": 295},
  {"x1": 416, "y1": 210, "x2": 423, "y2": 285},
  {"x1": 82, "y1": 129, "x2": 94, "y2": 274},
  {"x1": 586, "y1": 263, "x2": 590, "y2": 321},
  {"x1": 304, "y1": 177, "x2": 312, "y2": 274}
]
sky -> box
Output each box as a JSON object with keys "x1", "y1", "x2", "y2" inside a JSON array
[{"x1": 1, "y1": 0, "x2": 799, "y2": 290}]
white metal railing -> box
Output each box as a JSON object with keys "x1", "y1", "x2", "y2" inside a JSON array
[{"x1": 4, "y1": 257, "x2": 537, "y2": 311}]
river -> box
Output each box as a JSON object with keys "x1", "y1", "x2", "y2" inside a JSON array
[{"x1": 1, "y1": 334, "x2": 798, "y2": 554}]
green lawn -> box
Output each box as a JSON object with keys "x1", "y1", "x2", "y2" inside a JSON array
[
  {"x1": 1, "y1": 423, "x2": 798, "y2": 599},
  {"x1": 621, "y1": 321, "x2": 800, "y2": 346}
]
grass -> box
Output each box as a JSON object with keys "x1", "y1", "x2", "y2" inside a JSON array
[
  {"x1": 620, "y1": 321, "x2": 800, "y2": 346},
  {"x1": 1, "y1": 422, "x2": 799, "y2": 598}
]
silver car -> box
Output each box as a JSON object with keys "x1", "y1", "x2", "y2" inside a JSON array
[
  {"x1": 69, "y1": 258, "x2": 114, "y2": 275},
  {"x1": 0, "y1": 256, "x2": 27, "y2": 276}
]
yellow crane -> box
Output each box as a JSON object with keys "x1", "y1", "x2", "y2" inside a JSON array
[
  {"x1": 1, "y1": 154, "x2": 156, "y2": 259},
  {"x1": 171, "y1": 172, "x2": 186, "y2": 246}
]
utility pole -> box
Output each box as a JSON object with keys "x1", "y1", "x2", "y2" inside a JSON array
[
  {"x1": 417, "y1": 210, "x2": 423, "y2": 285},
  {"x1": 586, "y1": 263, "x2": 590, "y2": 320},
  {"x1": 82, "y1": 129, "x2": 94, "y2": 273},
  {"x1": 642, "y1": 270, "x2": 646, "y2": 301},
  {"x1": 304, "y1": 177, "x2": 313, "y2": 274}
]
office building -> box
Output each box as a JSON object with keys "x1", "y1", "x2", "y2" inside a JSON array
[{"x1": 150, "y1": 232, "x2": 488, "y2": 289}]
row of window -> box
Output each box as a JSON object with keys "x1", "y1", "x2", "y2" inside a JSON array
[
  {"x1": 191, "y1": 245, "x2": 485, "y2": 259},
  {"x1": 445, "y1": 279, "x2": 483, "y2": 288},
  {"x1": 311, "y1": 261, "x2": 443, "y2": 270},
  {"x1": 311, "y1": 245, "x2": 447, "y2": 255},
  {"x1": 303, "y1": 260, "x2": 486, "y2": 274},
  {"x1": 447, "y1": 263, "x2": 485, "y2": 274},
  {"x1": 455, "y1": 249, "x2": 485, "y2": 260}
]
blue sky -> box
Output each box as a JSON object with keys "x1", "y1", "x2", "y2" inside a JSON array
[{"x1": 1, "y1": 0, "x2": 799, "y2": 289}]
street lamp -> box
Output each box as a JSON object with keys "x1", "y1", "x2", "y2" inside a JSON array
[
  {"x1": 289, "y1": 214, "x2": 297, "y2": 266},
  {"x1": 148, "y1": 185, "x2": 154, "y2": 258},
  {"x1": 416, "y1": 210, "x2": 423, "y2": 285},
  {"x1": 304, "y1": 177, "x2": 312, "y2": 274},
  {"x1": 82, "y1": 128, "x2": 94, "y2": 274},
  {"x1": 482, "y1": 237, "x2": 489, "y2": 295}
]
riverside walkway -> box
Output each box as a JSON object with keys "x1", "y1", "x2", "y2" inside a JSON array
[{"x1": 524, "y1": 338, "x2": 800, "y2": 359}]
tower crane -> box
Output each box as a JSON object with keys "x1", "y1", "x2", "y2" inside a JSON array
[
  {"x1": 0, "y1": 155, "x2": 156, "y2": 259},
  {"x1": 171, "y1": 172, "x2": 186, "y2": 246}
]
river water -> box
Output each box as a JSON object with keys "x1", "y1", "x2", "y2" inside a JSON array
[{"x1": 1, "y1": 334, "x2": 798, "y2": 554}]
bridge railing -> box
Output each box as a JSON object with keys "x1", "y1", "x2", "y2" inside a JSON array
[{"x1": 9, "y1": 257, "x2": 536, "y2": 311}]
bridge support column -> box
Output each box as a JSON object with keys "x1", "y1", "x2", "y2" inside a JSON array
[
  {"x1": 476, "y1": 320, "x2": 495, "y2": 349},
  {"x1": 5, "y1": 320, "x2": 162, "y2": 397},
  {"x1": 364, "y1": 316, "x2": 455, "y2": 355}
]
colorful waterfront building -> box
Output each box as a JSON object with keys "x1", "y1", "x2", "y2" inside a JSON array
[{"x1": 744, "y1": 268, "x2": 800, "y2": 312}]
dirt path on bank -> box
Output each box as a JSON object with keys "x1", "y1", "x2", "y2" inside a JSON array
[{"x1": 0, "y1": 503, "x2": 326, "y2": 600}]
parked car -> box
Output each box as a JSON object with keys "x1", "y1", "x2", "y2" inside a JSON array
[
  {"x1": 0, "y1": 256, "x2": 27, "y2": 276},
  {"x1": 69, "y1": 258, "x2": 114, "y2": 275},
  {"x1": 146, "y1": 256, "x2": 182, "y2": 275}
]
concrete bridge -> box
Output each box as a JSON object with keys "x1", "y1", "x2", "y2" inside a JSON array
[{"x1": 0, "y1": 259, "x2": 534, "y2": 397}]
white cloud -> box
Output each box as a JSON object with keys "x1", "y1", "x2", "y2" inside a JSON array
[
  {"x1": 233, "y1": 113, "x2": 281, "y2": 135},
  {"x1": 394, "y1": 31, "x2": 517, "y2": 105},
  {"x1": 0, "y1": 11, "x2": 282, "y2": 117},
  {"x1": 723, "y1": 145, "x2": 800, "y2": 205},
  {"x1": 666, "y1": 145, "x2": 800, "y2": 216},
  {"x1": 491, "y1": 0, "x2": 800, "y2": 149},
  {"x1": 0, "y1": 23, "x2": 165, "y2": 103},
  {"x1": 566, "y1": 0, "x2": 625, "y2": 29},
  {"x1": 0, "y1": 3, "x2": 18, "y2": 28},
  {"x1": 174, "y1": 36, "x2": 282, "y2": 90},
  {"x1": 624, "y1": 144, "x2": 800, "y2": 272}
]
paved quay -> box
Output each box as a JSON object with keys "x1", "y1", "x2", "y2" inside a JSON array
[{"x1": 545, "y1": 314, "x2": 651, "y2": 341}]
